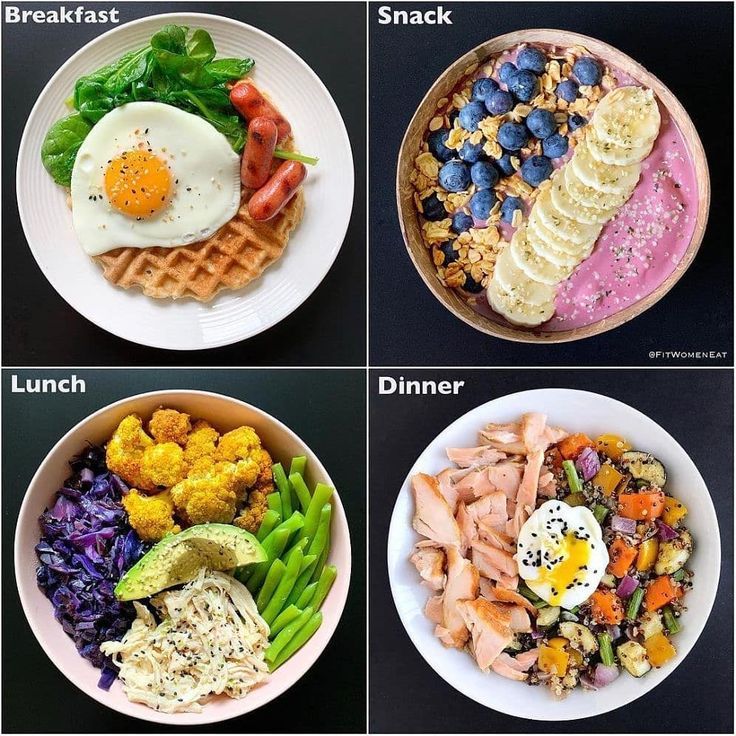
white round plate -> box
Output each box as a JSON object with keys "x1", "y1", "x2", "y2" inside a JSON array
[
  {"x1": 388, "y1": 388, "x2": 721, "y2": 721},
  {"x1": 15, "y1": 390, "x2": 352, "y2": 725},
  {"x1": 16, "y1": 13, "x2": 354, "y2": 350}
]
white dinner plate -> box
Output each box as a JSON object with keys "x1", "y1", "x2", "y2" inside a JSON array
[
  {"x1": 16, "y1": 13, "x2": 354, "y2": 350},
  {"x1": 388, "y1": 388, "x2": 721, "y2": 720}
]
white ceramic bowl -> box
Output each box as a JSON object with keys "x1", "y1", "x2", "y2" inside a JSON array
[
  {"x1": 388, "y1": 388, "x2": 720, "y2": 721},
  {"x1": 15, "y1": 390, "x2": 352, "y2": 725},
  {"x1": 16, "y1": 13, "x2": 354, "y2": 350}
]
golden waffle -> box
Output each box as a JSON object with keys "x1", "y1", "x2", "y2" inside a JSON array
[{"x1": 93, "y1": 188, "x2": 304, "y2": 301}]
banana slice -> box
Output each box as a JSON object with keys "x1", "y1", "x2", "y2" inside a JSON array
[
  {"x1": 526, "y1": 218, "x2": 587, "y2": 268},
  {"x1": 492, "y1": 246, "x2": 557, "y2": 305},
  {"x1": 533, "y1": 186, "x2": 603, "y2": 247},
  {"x1": 587, "y1": 125, "x2": 654, "y2": 167},
  {"x1": 592, "y1": 86, "x2": 661, "y2": 149},
  {"x1": 549, "y1": 173, "x2": 616, "y2": 225},
  {"x1": 571, "y1": 138, "x2": 641, "y2": 195},
  {"x1": 487, "y1": 278, "x2": 555, "y2": 328},
  {"x1": 564, "y1": 165, "x2": 630, "y2": 211},
  {"x1": 509, "y1": 227, "x2": 575, "y2": 285}
]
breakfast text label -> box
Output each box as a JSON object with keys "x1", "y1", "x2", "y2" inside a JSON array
[
  {"x1": 4, "y1": 5, "x2": 119, "y2": 24},
  {"x1": 11, "y1": 374, "x2": 86, "y2": 394},
  {"x1": 377, "y1": 5, "x2": 453, "y2": 25},
  {"x1": 378, "y1": 376, "x2": 464, "y2": 395}
]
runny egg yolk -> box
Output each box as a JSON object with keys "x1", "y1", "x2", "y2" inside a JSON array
[
  {"x1": 537, "y1": 534, "x2": 590, "y2": 606},
  {"x1": 104, "y1": 150, "x2": 172, "y2": 219}
]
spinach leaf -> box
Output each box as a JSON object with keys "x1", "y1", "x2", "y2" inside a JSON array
[
  {"x1": 165, "y1": 87, "x2": 232, "y2": 110},
  {"x1": 186, "y1": 29, "x2": 216, "y2": 64},
  {"x1": 40, "y1": 114, "x2": 92, "y2": 186},
  {"x1": 152, "y1": 48, "x2": 215, "y2": 88},
  {"x1": 103, "y1": 47, "x2": 150, "y2": 95},
  {"x1": 150, "y1": 24, "x2": 187, "y2": 54},
  {"x1": 74, "y1": 79, "x2": 114, "y2": 123},
  {"x1": 205, "y1": 57, "x2": 254, "y2": 83}
]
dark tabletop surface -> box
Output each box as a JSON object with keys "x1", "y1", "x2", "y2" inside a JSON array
[
  {"x1": 2, "y1": 369, "x2": 366, "y2": 733},
  {"x1": 369, "y1": 368, "x2": 733, "y2": 733},
  {"x1": 369, "y1": 2, "x2": 734, "y2": 367},
  {"x1": 2, "y1": 2, "x2": 366, "y2": 366}
]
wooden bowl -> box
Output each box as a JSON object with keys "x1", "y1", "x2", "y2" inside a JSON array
[{"x1": 396, "y1": 29, "x2": 710, "y2": 343}]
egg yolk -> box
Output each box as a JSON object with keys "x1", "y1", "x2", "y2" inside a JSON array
[
  {"x1": 104, "y1": 150, "x2": 172, "y2": 219},
  {"x1": 538, "y1": 534, "x2": 590, "y2": 606}
]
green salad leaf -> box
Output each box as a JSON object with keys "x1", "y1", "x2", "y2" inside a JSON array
[
  {"x1": 40, "y1": 114, "x2": 93, "y2": 186},
  {"x1": 186, "y1": 29, "x2": 216, "y2": 64}
]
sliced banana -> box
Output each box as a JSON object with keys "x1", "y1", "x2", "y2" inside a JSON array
[
  {"x1": 587, "y1": 125, "x2": 654, "y2": 167},
  {"x1": 487, "y1": 278, "x2": 555, "y2": 327},
  {"x1": 525, "y1": 220, "x2": 581, "y2": 268},
  {"x1": 533, "y1": 186, "x2": 603, "y2": 246},
  {"x1": 592, "y1": 86, "x2": 661, "y2": 149},
  {"x1": 509, "y1": 227, "x2": 575, "y2": 285},
  {"x1": 571, "y1": 138, "x2": 641, "y2": 196},
  {"x1": 549, "y1": 173, "x2": 615, "y2": 225},
  {"x1": 564, "y1": 165, "x2": 630, "y2": 211},
  {"x1": 492, "y1": 246, "x2": 557, "y2": 305}
]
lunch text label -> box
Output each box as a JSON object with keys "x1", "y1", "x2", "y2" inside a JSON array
[{"x1": 11, "y1": 375, "x2": 86, "y2": 394}]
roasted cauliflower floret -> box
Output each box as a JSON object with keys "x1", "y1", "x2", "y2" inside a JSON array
[
  {"x1": 122, "y1": 490, "x2": 180, "y2": 542},
  {"x1": 106, "y1": 415, "x2": 156, "y2": 491},
  {"x1": 148, "y1": 409, "x2": 191, "y2": 445},
  {"x1": 216, "y1": 426, "x2": 262, "y2": 463},
  {"x1": 234, "y1": 448, "x2": 274, "y2": 532},
  {"x1": 183, "y1": 425, "x2": 220, "y2": 468},
  {"x1": 170, "y1": 463, "x2": 242, "y2": 525},
  {"x1": 139, "y1": 442, "x2": 186, "y2": 489}
]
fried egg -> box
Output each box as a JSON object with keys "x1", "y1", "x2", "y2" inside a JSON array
[
  {"x1": 514, "y1": 500, "x2": 609, "y2": 610},
  {"x1": 70, "y1": 102, "x2": 240, "y2": 256}
]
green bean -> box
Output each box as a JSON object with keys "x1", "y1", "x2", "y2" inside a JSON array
[
  {"x1": 593, "y1": 504, "x2": 609, "y2": 524},
  {"x1": 246, "y1": 528, "x2": 290, "y2": 592},
  {"x1": 626, "y1": 587, "x2": 645, "y2": 620},
  {"x1": 289, "y1": 455, "x2": 307, "y2": 477},
  {"x1": 267, "y1": 492, "x2": 282, "y2": 517},
  {"x1": 286, "y1": 504, "x2": 330, "y2": 604},
  {"x1": 269, "y1": 511, "x2": 304, "y2": 544},
  {"x1": 289, "y1": 472, "x2": 312, "y2": 513},
  {"x1": 663, "y1": 605, "x2": 681, "y2": 634},
  {"x1": 286, "y1": 559, "x2": 318, "y2": 608},
  {"x1": 298, "y1": 483, "x2": 334, "y2": 544},
  {"x1": 265, "y1": 606, "x2": 314, "y2": 663},
  {"x1": 262, "y1": 545, "x2": 303, "y2": 624},
  {"x1": 273, "y1": 463, "x2": 292, "y2": 519},
  {"x1": 269, "y1": 604, "x2": 302, "y2": 638},
  {"x1": 270, "y1": 611, "x2": 323, "y2": 670},
  {"x1": 256, "y1": 509, "x2": 281, "y2": 542},
  {"x1": 311, "y1": 564, "x2": 337, "y2": 610},
  {"x1": 256, "y1": 559, "x2": 285, "y2": 611},
  {"x1": 598, "y1": 632, "x2": 615, "y2": 666},
  {"x1": 296, "y1": 582, "x2": 318, "y2": 609},
  {"x1": 300, "y1": 554, "x2": 317, "y2": 574},
  {"x1": 562, "y1": 460, "x2": 582, "y2": 493}
]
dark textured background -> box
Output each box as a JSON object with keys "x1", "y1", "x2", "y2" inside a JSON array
[
  {"x1": 2, "y1": 369, "x2": 366, "y2": 733},
  {"x1": 369, "y1": 2, "x2": 733, "y2": 367},
  {"x1": 369, "y1": 368, "x2": 733, "y2": 733},
  {"x1": 2, "y1": 2, "x2": 366, "y2": 365}
]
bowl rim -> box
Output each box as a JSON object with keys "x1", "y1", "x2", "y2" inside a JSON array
[
  {"x1": 16, "y1": 11, "x2": 355, "y2": 351},
  {"x1": 395, "y1": 28, "x2": 711, "y2": 344},
  {"x1": 14, "y1": 388, "x2": 352, "y2": 725},
  {"x1": 387, "y1": 387, "x2": 721, "y2": 720}
]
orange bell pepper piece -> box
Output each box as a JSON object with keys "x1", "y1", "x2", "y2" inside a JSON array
[
  {"x1": 590, "y1": 588, "x2": 624, "y2": 625},
  {"x1": 558, "y1": 433, "x2": 595, "y2": 460},
  {"x1": 644, "y1": 576, "x2": 681, "y2": 612},
  {"x1": 607, "y1": 537, "x2": 638, "y2": 578},
  {"x1": 617, "y1": 491, "x2": 665, "y2": 520}
]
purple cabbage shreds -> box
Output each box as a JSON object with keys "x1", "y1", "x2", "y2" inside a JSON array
[{"x1": 35, "y1": 444, "x2": 149, "y2": 691}]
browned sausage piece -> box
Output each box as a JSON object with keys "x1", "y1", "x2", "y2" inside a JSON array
[
  {"x1": 241, "y1": 117, "x2": 278, "y2": 189},
  {"x1": 248, "y1": 160, "x2": 307, "y2": 222},
  {"x1": 230, "y1": 82, "x2": 291, "y2": 142}
]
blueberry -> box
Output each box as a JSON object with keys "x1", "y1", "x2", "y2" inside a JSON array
[
  {"x1": 517, "y1": 47, "x2": 547, "y2": 75},
  {"x1": 525, "y1": 108, "x2": 557, "y2": 140},
  {"x1": 520, "y1": 155, "x2": 554, "y2": 187},
  {"x1": 451, "y1": 211, "x2": 474, "y2": 234},
  {"x1": 458, "y1": 101, "x2": 488, "y2": 132},
  {"x1": 495, "y1": 152, "x2": 516, "y2": 177},
  {"x1": 469, "y1": 189, "x2": 497, "y2": 220},
  {"x1": 508, "y1": 69, "x2": 539, "y2": 102},
  {"x1": 556, "y1": 79, "x2": 579, "y2": 103},
  {"x1": 485, "y1": 89, "x2": 513, "y2": 115},
  {"x1": 438, "y1": 240, "x2": 459, "y2": 264},
  {"x1": 543, "y1": 133, "x2": 569, "y2": 159},
  {"x1": 472, "y1": 77, "x2": 498, "y2": 101},
  {"x1": 498, "y1": 62, "x2": 517, "y2": 85},
  {"x1": 420, "y1": 193, "x2": 446, "y2": 221},
  {"x1": 427, "y1": 129, "x2": 453, "y2": 162},
  {"x1": 458, "y1": 140, "x2": 486, "y2": 164},
  {"x1": 439, "y1": 160, "x2": 471, "y2": 192},
  {"x1": 568, "y1": 114, "x2": 587, "y2": 131},
  {"x1": 462, "y1": 273, "x2": 484, "y2": 293},
  {"x1": 470, "y1": 161, "x2": 499, "y2": 190},
  {"x1": 573, "y1": 57, "x2": 602, "y2": 86},
  {"x1": 497, "y1": 122, "x2": 529, "y2": 151},
  {"x1": 500, "y1": 196, "x2": 523, "y2": 224}
]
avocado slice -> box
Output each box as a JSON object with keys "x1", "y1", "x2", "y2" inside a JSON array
[{"x1": 115, "y1": 523, "x2": 267, "y2": 601}]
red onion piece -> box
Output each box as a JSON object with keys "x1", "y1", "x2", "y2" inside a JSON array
[
  {"x1": 656, "y1": 519, "x2": 679, "y2": 541},
  {"x1": 575, "y1": 446, "x2": 601, "y2": 481},
  {"x1": 531, "y1": 629, "x2": 545, "y2": 640},
  {"x1": 616, "y1": 574, "x2": 639, "y2": 599},
  {"x1": 611, "y1": 514, "x2": 637, "y2": 535},
  {"x1": 593, "y1": 663, "x2": 620, "y2": 687},
  {"x1": 606, "y1": 624, "x2": 621, "y2": 641}
]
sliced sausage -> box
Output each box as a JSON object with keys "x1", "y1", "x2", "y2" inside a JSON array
[
  {"x1": 248, "y1": 160, "x2": 306, "y2": 222},
  {"x1": 241, "y1": 117, "x2": 278, "y2": 189},
  {"x1": 230, "y1": 82, "x2": 291, "y2": 142}
]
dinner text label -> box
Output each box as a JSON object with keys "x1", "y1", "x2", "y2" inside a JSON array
[
  {"x1": 11, "y1": 375, "x2": 86, "y2": 394},
  {"x1": 377, "y1": 5, "x2": 453, "y2": 25},
  {"x1": 4, "y1": 6, "x2": 120, "y2": 24},
  {"x1": 378, "y1": 376, "x2": 464, "y2": 395}
]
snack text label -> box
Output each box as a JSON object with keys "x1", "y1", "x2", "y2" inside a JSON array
[
  {"x1": 377, "y1": 5, "x2": 452, "y2": 25},
  {"x1": 4, "y1": 5, "x2": 119, "y2": 24}
]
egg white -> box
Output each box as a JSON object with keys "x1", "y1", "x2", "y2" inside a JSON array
[
  {"x1": 514, "y1": 500, "x2": 609, "y2": 610},
  {"x1": 70, "y1": 102, "x2": 241, "y2": 256}
]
